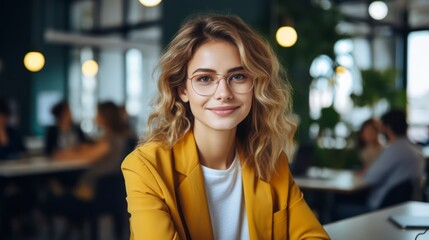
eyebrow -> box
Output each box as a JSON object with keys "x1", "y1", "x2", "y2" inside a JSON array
[{"x1": 191, "y1": 66, "x2": 245, "y2": 75}]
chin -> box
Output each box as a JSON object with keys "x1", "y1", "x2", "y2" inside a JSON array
[{"x1": 209, "y1": 123, "x2": 241, "y2": 132}]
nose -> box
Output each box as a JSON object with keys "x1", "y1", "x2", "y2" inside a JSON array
[{"x1": 213, "y1": 78, "x2": 233, "y2": 100}]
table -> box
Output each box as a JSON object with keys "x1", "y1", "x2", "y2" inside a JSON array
[
  {"x1": 294, "y1": 168, "x2": 367, "y2": 193},
  {"x1": 294, "y1": 167, "x2": 368, "y2": 223},
  {"x1": 324, "y1": 201, "x2": 429, "y2": 240},
  {"x1": 0, "y1": 157, "x2": 90, "y2": 236},
  {"x1": 0, "y1": 157, "x2": 88, "y2": 177}
]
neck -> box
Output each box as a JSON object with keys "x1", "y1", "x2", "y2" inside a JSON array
[
  {"x1": 193, "y1": 125, "x2": 237, "y2": 170},
  {"x1": 59, "y1": 122, "x2": 71, "y2": 132},
  {"x1": 387, "y1": 134, "x2": 399, "y2": 143}
]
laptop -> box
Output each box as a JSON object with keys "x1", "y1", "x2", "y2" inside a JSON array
[{"x1": 389, "y1": 215, "x2": 429, "y2": 229}]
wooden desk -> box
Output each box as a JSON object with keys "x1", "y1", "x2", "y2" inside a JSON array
[
  {"x1": 324, "y1": 201, "x2": 429, "y2": 240},
  {"x1": 0, "y1": 157, "x2": 88, "y2": 177}
]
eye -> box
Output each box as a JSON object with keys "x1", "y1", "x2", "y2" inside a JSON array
[
  {"x1": 194, "y1": 74, "x2": 215, "y2": 84},
  {"x1": 228, "y1": 72, "x2": 249, "y2": 82}
]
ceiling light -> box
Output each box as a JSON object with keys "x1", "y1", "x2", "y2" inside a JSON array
[
  {"x1": 276, "y1": 26, "x2": 298, "y2": 48},
  {"x1": 82, "y1": 60, "x2": 99, "y2": 77},
  {"x1": 138, "y1": 0, "x2": 162, "y2": 7},
  {"x1": 24, "y1": 51, "x2": 45, "y2": 72},
  {"x1": 368, "y1": 1, "x2": 388, "y2": 20}
]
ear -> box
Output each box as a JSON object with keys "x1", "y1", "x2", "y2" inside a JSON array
[{"x1": 178, "y1": 85, "x2": 189, "y2": 102}]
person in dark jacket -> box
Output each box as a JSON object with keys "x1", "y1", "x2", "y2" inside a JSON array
[
  {"x1": 44, "y1": 100, "x2": 86, "y2": 156},
  {"x1": 0, "y1": 98, "x2": 26, "y2": 160}
]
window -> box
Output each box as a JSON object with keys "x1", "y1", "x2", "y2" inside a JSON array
[{"x1": 407, "y1": 31, "x2": 429, "y2": 143}]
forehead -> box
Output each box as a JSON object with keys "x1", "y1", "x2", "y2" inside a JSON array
[{"x1": 187, "y1": 40, "x2": 242, "y2": 74}]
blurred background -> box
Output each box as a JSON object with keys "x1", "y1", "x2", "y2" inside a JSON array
[{"x1": 1, "y1": 0, "x2": 429, "y2": 239}]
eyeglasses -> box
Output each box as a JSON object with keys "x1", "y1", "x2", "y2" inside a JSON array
[{"x1": 187, "y1": 71, "x2": 255, "y2": 96}]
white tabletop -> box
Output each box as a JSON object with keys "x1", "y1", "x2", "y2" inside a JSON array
[
  {"x1": 324, "y1": 201, "x2": 429, "y2": 240},
  {"x1": 294, "y1": 167, "x2": 367, "y2": 193},
  {"x1": 0, "y1": 157, "x2": 88, "y2": 177}
]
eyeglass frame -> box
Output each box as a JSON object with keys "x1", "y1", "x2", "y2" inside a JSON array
[{"x1": 186, "y1": 71, "x2": 255, "y2": 96}]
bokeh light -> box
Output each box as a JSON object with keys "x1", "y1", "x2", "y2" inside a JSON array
[
  {"x1": 276, "y1": 26, "x2": 298, "y2": 47},
  {"x1": 23, "y1": 51, "x2": 45, "y2": 72},
  {"x1": 138, "y1": 0, "x2": 162, "y2": 7},
  {"x1": 82, "y1": 60, "x2": 99, "y2": 77},
  {"x1": 368, "y1": 1, "x2": 388, "y2": 20}
]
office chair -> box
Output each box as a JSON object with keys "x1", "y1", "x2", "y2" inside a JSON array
[{"x1": 378, "y1": 179, "x2": 414, "y2": 209}]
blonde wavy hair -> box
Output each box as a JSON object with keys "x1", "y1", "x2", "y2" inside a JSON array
[{"x1": 143, "y1": 13, "x2": 296, "y2": 180}]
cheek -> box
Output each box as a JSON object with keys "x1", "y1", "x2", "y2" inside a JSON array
[
  {"x1": 187, "y1": 93, "x2": 207, "y2": 114},
  {"x1": 242, "y1": 94, "x2": 253, "y2": 116}
]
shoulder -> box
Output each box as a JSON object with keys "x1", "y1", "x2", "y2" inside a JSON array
[
  {"x1": 122, "y1": 141, "x2": 173, "y2": 172},
  {"x1": 380, "y1": 138, "x2": 418, "y2": 161},
  {"x1": 266, "y1": 152, "x2": 293, "y2": 187}
]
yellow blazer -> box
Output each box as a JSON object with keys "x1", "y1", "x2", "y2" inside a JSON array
[{"x1": 121, "y1": 131, "x2": 330, "y2": 239}]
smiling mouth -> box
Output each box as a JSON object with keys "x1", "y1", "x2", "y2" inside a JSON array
[{"x1": 207, "y1": 106, "x2": 239, "y2": 116}]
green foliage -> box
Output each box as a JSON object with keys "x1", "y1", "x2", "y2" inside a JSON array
[
  {"x1": 315, "y1": 147, "x2": 362, "y2": 170},
  {"x1": 317, "y1": 106, "x2": 340, "y2": 130},
  {"x1": 266, "y1": 2, "x2": 345, "y2": 143},
  {"x1": 275, "y1": 1, "x2": 344, "y2": 68},
  {"x1": 351, "y1": 68, "x2": 406, "y2": 109}
]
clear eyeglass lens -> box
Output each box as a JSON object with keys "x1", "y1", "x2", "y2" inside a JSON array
[{"x1": 190, "y1": 72, "x2": 254, "y2": 96}]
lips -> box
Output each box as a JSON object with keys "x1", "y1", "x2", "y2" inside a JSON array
[{"x1": 207, "y1": 106, "x2": 239, "y2": 116}]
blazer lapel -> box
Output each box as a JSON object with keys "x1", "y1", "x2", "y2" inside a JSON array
[
  {"x1": 174, "y1": 132, "x2": 214, "y2": 240},
  {"x1": 240, "y1": 150, "x2": 273, "y2": 240}
]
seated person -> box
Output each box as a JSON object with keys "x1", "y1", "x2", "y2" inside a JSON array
[
  {"x1": 0, "y1": 98, "x2": 26, "y2": 160},
  {"x1": 336, "y1": 109, "x2": 424, "y2": 220},
  {"x1": 0, "y1": 99, "x2": 31, "y2": 236},
  {"x1": 364, "y1": 109, "x2": 424, "y2": 210},
  {"x1": 53, "y1": 101, "x2": 128, "y2": 199},
  {"x1": 49, "y1": 101, "x2": 129, "y2": 239},
  {"x1": 357, "y1": 118, "x2": 383, "y2": 172},
  {"x1": 44, "y1": 100, "x2": 86, "y2": 156}
]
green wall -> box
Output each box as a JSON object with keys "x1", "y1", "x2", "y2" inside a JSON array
[
  {"x1": 162, "y1": 0, "x2": 271, "y2": 46},
  {"x1": 0, "y1": 0, "x2": 33, "y2": 135},
  {"x1": 0, "y1": 0, "x2": 69, "y2": 136}
]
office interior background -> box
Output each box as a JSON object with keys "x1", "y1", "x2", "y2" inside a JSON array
[
  {"x1": 1, "y1": 0, "x2": 429, "y2": 148},
  {"x1": 1, "y1": 0, "x2": 429, "y2": 239}
]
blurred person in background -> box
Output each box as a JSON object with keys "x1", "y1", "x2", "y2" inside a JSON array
[
  {"x1": 0, "y1": 98, "x2": 26, "y2": 160},
  {"x1": 48, "y1": 101, "x2": 129, "y2": 240},
  {"x1": 363, "y1": 109, "x2": 424, "y2": 209},
  {"x1": 357, "y1": 118, "x2": 383, "y2": 172},
  {"x1": 44, "y1": 100, "x2": 88, "y2": 213},
  {"x1": 44, "y1": 100, "x2": 86, "y2": 156},
  {"x1": 336, "y1": 109, "x2": 425, "y2": 220},
  {"x1": 0, "y1": 99, "x2": 33, "y2": 238},
  {"x1": 54, "y1": 101, "x2": 128, "y2": 194}
]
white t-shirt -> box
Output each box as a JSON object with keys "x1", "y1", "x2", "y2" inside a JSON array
[{"x1": 201, "y1": 154, "x2": 249, "y2": 240}]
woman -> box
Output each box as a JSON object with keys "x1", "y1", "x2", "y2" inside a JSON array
[
  {"x1": 54, "y1": 101, "x2": 128, "y2": 199},
  {"x1": 122, "y1": 14, "x2": 329, "y2": 239},
  {"x1": 357, "y1": 118, "x2": 383, "y2": 171},
  {"x1": 50, "y1": 101, "x2": 129, "y2": 239}
]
